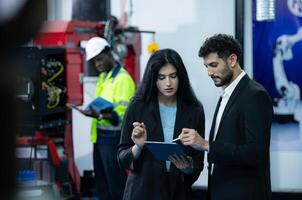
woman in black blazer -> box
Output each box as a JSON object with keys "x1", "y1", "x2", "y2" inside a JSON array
[{"x1": 118, "y1": 49, "x2": 205, "y2": 200}]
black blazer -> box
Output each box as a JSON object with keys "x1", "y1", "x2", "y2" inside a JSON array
[
  {"x1": 208, "y1": 75, "x2": 273, "y2": 200},
  {"x1": 118, "y1": 98, "x2": 205, "y2": 200}
]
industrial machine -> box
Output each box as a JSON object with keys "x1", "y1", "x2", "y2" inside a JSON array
[{"x1": 16, "y1": 19, "x2": 142, "y2": 197}]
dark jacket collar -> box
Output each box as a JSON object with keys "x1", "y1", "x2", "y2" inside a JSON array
[
  {"x1": 210, "y1": 74, "x2": 250, "y2": 141},
  {"x1": 110, "y1": 62, "x2": 122, "y2": 79}
]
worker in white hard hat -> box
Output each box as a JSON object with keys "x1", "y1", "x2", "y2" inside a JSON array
[{"x1": 84, "y1": 37, "x2": 135, "y2": 200}]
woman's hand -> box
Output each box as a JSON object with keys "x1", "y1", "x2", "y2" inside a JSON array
[
  {"x1": 168, "y1": 155, "x2": 193, "y2": 174},
  {"x1": 131, "y1": 122, "x2": 147, "y2": 148}
]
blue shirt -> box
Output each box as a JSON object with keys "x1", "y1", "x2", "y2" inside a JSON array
[{"x1": 159, "y1": 103, "x2": 177, "y2": 171}]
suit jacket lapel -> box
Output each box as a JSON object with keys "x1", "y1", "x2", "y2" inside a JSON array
[
  {"x1": 215, "y1": 75, "x2": 250, "y2": 140},
  {"x1": 209, "y1": 96, "x2": 222, "y2": 142},
  {"x1": 149, "y1": 99, "x2": 165, "y2": 142},
  {"x1": 173, "y1": 99, "x2": 184, "y2": 139}
]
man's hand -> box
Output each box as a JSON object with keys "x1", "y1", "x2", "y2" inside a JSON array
[
  {"x1": 131, "y1": 122, "x2": 147, "y2": 148},
  {"x1": 66, "y1": 103, "x2": 101, "y2": 119},
  {"x1": 81, "y1": 109, "x2": 100, "y2": 118},
  {"x1": 168, "y1": 155, "x2": 193, "y2": 174},
  {"x1": 180, "y1": 128, "x2": 209, "y2": 151}
]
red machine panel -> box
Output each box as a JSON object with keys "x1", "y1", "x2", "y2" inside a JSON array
[
  {"x1": 34, "y1": 21, "x2": 106, "y2": 106},
  {"x1": 30, "y1": 20, "x2": 142, "y2": 194}
]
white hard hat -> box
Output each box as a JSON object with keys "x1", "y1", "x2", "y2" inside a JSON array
[{"x1": 85, "y1": 37, "x2": 110, "y2": 61}]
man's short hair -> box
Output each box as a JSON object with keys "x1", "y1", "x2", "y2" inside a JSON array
[{"x1": 198, "y1": 34, "x2": 242, "y2": 61}]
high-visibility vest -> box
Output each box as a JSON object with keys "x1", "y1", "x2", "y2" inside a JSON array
[{"x1": 90, "y1": 64, "x2": 135, "y2": 143}]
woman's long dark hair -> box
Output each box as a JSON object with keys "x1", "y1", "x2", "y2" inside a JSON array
[{"x1": 135, "y1": 48, "x2": 201, "y2": 106}]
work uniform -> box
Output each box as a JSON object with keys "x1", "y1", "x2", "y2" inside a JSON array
[{"x1": 92, "y1": 63, "x2": 135, "y2": 200}]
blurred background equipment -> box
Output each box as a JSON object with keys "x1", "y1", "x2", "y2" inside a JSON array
[
  {"x1": 72, "y1": 0, "x2": 111, "y2": 22},
  {"x1": 16, "y1": 6, "x2": 143, "y2": 198},
  {"x1": 0, "y1": 0, "x2": 47, "y2": 199},
  {"x1": 17, "y1": 47, "x2": 67, "y2": 133}
]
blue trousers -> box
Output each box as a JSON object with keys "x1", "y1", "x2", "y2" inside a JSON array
[{"x1": 93, "y1": 143, "x2": 126, "y2": 200}]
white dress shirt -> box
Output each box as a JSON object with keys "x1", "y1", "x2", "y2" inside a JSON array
[
  {"x1": 210, "y1": 70, "x2": 246, "y2": 174},
  {"x1": 213, "y1": 71, "x2": 246, "y2": 140}
]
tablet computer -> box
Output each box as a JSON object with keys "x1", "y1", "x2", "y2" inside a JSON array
[
  {"x1": 66, "y1": 103, "x2": 83, "y2": 112},
  {"x1": 144, "y1": 141, "x2": 185, "y2": 161}
]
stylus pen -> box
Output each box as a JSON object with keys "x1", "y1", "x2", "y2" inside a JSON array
[{"x1": 172, "y1": 137, "x2": 181, "y2": 142}]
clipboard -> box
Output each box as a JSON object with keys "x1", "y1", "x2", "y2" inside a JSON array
[{"x1": 144, "y1": 141, "x2": 185, "y2": 161}]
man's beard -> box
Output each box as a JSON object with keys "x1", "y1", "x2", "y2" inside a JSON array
[{"x1": 213, "y1": 64, "x2": 233, "y2": 87}]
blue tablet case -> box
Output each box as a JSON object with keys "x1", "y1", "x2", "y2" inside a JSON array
[
  {"x1": 144, "y1": 141, "x2": 185, "y2": 161},
  {"x1": 84, "y1": 97, "x2": 114, "y2": 113}
]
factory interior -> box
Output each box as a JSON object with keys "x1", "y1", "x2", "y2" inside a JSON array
[{"x1": 0, "y1": 0, "x2": 302, "y2": 199}]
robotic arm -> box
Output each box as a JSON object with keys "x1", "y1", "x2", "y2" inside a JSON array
[{"x1": 273, "y1": 27, "x2": 302, "y2": 115}]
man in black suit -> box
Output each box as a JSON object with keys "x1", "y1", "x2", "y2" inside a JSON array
[{"x1": 180, "y1": 34, "x2": 273, "y2": 200}]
